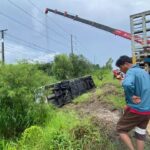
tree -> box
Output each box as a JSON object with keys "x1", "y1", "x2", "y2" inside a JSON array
[
  {"x1": 36, "y1": 63, "x2": 53, "y2": 76},
  {"x1": 0, "y1": 63, "x2": 52, "y2": 138},
  {"x1": 52, "y1": 54, "x2": 73, "y2": 80},
  {"x1": 70, "y1": 54, "x2": 92, "y2": 77},
  {"x1": 103, "y1": 58, "x2": 113, "y2": 70}
]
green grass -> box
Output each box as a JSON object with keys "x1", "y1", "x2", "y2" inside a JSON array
[
  {"x1": 0, "y1": 138, "x2": 17, "y2": 150},
  {"x1": 1, "y1": 69, "x2": 125, "y2": 150},
  {"x1": 106, "y1": 94, "x2": 125, "y2": 108},
  {"x1": 93, "y1": 70, "x2": 125, "y2": 109},
  {"x1": 95, "y1": 87, "x2": 125, "y2": 109},
  {"x1": 92, "y1": 69, "x2": 115, "y2": 86},
  {"x1": 73, "y1": 92, "x2": 92, "y2": 104},
  {"x1": 2, "y1": 110, "x2": 117, "y2": 150}
]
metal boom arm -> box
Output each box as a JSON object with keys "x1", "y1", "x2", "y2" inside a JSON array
[{"x1": 45, "y1": 8, "x2": 150, "y2": 45}]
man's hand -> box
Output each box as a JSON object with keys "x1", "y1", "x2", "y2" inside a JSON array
[
  {"x1": 113, "y1": 70, "x2": 124, "y2": 81},
  {"x1": 116, "y1": 74, "x2": 124, "y2": 80},
  {"x1": 132, "y1": 96, "x2": 141, "y2": 104}
]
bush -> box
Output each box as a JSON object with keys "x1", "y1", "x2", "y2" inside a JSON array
[
  {"x1": 70, "y1": 54, "x2": 92, "y2": 77},
  {"x1": 0, "y1": 63, "x2": 54, "y2": 138},
  {"x1": 18, "y1": 126, "x2": 44, "y2": 150},
  {"x1": 4, "y1": 109, "x2": 117, "y2": 150},
  {"x1": 52, "y1": 54, "x2": 73, "y2": 80},
  {"x1": 51, "y1": 54, "x2": 93, "y2": 80}
]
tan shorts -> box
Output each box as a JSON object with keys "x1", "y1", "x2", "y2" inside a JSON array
[{"x1": 116, "y1": 109, "x2": 150, "y2": 141}]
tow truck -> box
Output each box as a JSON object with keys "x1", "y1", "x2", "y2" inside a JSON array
[
  {"x1": 45, "y1": 9, "x2": 150, "y2": 72},
  {"x1": 35, "y1": 9, "x2": 150, "y2": 107}
]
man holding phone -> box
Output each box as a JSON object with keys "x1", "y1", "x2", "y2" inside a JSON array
[{"x1": 115, "y1": 55, "x2": 150, "y2": 150}]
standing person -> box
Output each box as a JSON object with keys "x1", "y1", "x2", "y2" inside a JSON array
[{"x1": 115, "y1": 55, "x2": 150, "y2": 150}]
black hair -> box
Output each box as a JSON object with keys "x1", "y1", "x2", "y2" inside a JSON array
[{"x1": 115, "y1": 55, "x2": 132, "y2": 67}]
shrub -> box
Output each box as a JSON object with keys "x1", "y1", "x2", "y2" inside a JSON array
[
  {"x1": 18, "y1": 126, "x2": 44, "y2": 150},
  {"x1": 0, "y1": 63, "x2": 54, "y2": 138},
  {"x1": 52, "y1": 54, "x2": 73, "y2": 80}
]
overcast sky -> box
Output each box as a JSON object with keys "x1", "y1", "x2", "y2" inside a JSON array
[{"x1": 0, "y1": 0, "x2": 149, "y2": 67}]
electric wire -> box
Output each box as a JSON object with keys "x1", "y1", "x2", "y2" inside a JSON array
[
  {"x1": 6, "y1": 46, "x2": 31, "y2": 56},
  {"x1": 6, "y1": 33, "x2": 57, "y2": 54},
  {"x1": 7, "y1": 0, "x2": 69, "y2": 40},
  {"x1": 26, "y1": 0, "x2": 90, "y2": 54},
  {"x1": 6, "y1": 33, "x2": 56, "y2": 53},
  {"x1": 27, "y1": 0, "x2": 71, "y2": 36},
  {"x1": 0, "y1": 11, "x2": 68, "y2": 48}
]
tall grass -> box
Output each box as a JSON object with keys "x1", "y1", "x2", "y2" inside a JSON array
[{"x1": 2, "y1": 110, "x2": 117, "y2": 150}]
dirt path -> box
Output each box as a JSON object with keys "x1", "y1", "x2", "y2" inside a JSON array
[
  {"x1": 65, "y1": 90, "x2": 121, "y2": 137},
  {"x1": 64, "y1": 85, "x2": 150, "y2": 149}
]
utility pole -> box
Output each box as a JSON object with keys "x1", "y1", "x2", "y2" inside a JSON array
[
  {"x1": 0, "y1": 29, "x2": 7, "y2": 64},
  {"x1": 71, "y1": 34, "x2": 73, "y2": 55}
]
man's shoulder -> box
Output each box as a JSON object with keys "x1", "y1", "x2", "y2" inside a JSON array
[{"x1": 130, "y1": 65, "x2": 144, "y2": 73}]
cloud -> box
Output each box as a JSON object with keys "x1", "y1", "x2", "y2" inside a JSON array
[
  {"x1": 47, "y1": 0, "x2": 149, "y2": 27},
  {"x1": 32, "y1": 53, "x2": 58, "y2": 63},
  {"x1": 5, "y1": 41, "x2": 56, "y2": 64},
  {"x1": 1, "y1": 0, "x2": 150, "y2": 66}
]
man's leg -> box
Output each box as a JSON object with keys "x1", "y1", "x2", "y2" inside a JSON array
[
  {"x1": 136, "y1": 139, "x2": 144, "y2": 150},
  {"x1": 134, "y1": 127, "x2": 147, "y2": 150},
  {"x1": 119, "y1": 132, "x2": 135, "y2": 150},
  {"x1": 116, "y1": 109, "x2": 139, "y2": 150}
]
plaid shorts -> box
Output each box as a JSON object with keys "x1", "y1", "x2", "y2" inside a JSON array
[{"x1": 116, "y1": 108, "x2": 150, "y2": 141}]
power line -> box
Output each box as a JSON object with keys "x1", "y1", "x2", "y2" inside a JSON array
[
  {"x1": 5, "y1": 48, "x2": 26, "y2": 61},
  {"x1": 6, "y1": 33, "x2": 57, "y2": 53},
  {"x1": 5, "y1": 46, "x2": 53, "y2": 61},
  {"x1": 7, "y1": 0, "x2": 69, "y2": 40},
  {"x1": 7, "y1": 33, "x2": 56, "y2": 52},
  {"x1": 6, "y1": 45, "x2": 49, "y2": 56},
  {"x1": 6, "y1": 46, "x2": 31, "y2": 56},
  {"x1": 5, "y1": 46, "x2": 55, "y2": 63},
  {"x1": 0, "y1": 11, "x2": 68, "y2": 48},
  {"x1": 6, "y1": 47, "x2": 40, "y2": 63},
  {"x1": 74, "y1": 36, "x2": 89, "y2": 52},
  {"x1": 6, "y1": 44, "x2": 41, "y2": 55},
  {"x1": 27, "y1": 0, "x2": 71, "y2": 36},
  {"x1": 26, "y1": 0, "x2": 89, "y2": 55}
]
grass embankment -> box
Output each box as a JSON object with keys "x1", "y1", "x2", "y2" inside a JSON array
[
  {"x1": 1, "y1": 110, "x2": 117, "y2": 150},
  {"x1": 1, "y1": 69, "x2": 123, "y2": 150},
  {"x1": 74, "y1": 70, "x2": 125, "y2": 109}
]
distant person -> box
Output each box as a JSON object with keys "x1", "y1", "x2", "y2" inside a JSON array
[{"x1": 115, "y1": 55, "x2": 150, "y2": 150}]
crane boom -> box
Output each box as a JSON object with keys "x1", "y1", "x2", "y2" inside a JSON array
[{"x1": 45, "y1": 8, "x2": 150, "y2": 45}]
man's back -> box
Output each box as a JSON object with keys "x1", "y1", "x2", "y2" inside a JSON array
[{"x1": 122, "y1": 65, "x2": 150, "y2": 112}]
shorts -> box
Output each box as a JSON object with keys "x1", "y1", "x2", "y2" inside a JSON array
[{"x1": 116, "y1": 108, "x2": 150, "y2": 141}]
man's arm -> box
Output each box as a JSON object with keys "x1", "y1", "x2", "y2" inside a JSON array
[
  {"x1": 122, "y1": 70, "x2": 135, "y2": 95},
  {"x1": 122, "y1": 70, "x2": 141, "y2": 104}
]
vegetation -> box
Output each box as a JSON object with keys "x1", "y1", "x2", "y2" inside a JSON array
[
  {"x1": 51, "y1": 54, "x2": 74, "y2": 80},
  {"x1": 1, "y1": 111, "x2": 117, "y2": 150},
  {"x1": 0, "y1": 54, "x2": 124, "y2": 150},
  {"x1": 0, "y1": 63, "x2": 56, "y2": 138},
  {"x1": 73, "y1": 92, "x2": 92, "y2": 104},
  {"x1": 37, "y1": 53, "x2": 95, "y2": 80}
]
